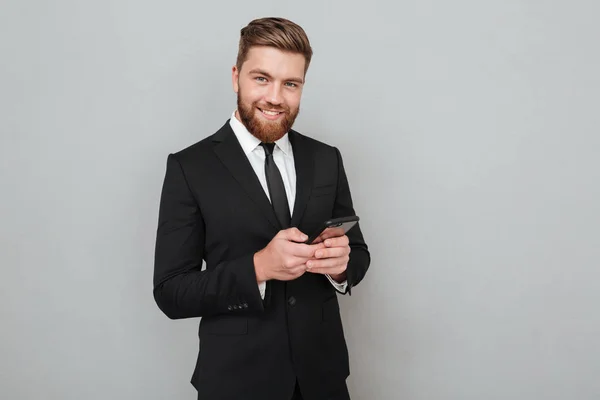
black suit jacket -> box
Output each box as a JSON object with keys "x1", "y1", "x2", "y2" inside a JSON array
[{"x1": 153, "y1": 121, "x2": 370, "y2": 400}]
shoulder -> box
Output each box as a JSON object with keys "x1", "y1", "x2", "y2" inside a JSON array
[
  {"x1": 289, "y1": 129, "x2": 343, "y2": 164},
  {"x1": 168, "y1": 121, "x2": 230, "y2": 165},
  {"x1": 289, "y1": 129, "x2": 339, "y2": 153}
]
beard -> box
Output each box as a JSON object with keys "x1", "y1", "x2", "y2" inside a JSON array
[{"x1": 236, "y1": 90, "x2": 300, "y2": 143}]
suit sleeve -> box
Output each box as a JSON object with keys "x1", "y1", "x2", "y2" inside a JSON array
[
  {"x1": 153, "y1": 154, "x2": 264, "y2": 319},
  {"x1": 332, "y1": 147, "x2": 371, "y2": 294}
]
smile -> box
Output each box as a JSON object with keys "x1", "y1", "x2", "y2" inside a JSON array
[
  {"x1": 257, "y1": 107, "x2": 285, "y2": 120},
  {"x1": 258, "y1": 108, "x2": 283, "y2": 116}
]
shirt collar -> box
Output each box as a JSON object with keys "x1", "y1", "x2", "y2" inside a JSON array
[{"x1": 229, "y1": 110, "x2": 292, "y2": 156}]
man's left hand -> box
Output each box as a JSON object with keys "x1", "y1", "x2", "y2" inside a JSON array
[{"x1": 306, "y1": 235, "x2": 350, "y2": 282}]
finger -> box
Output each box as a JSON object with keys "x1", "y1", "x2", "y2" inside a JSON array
[
  {"x1": 306, "y1": 256, "x2": 347, "y2": 270},
  {"x1": 307, "y1": 242, "x2": 327, "y2": 253},
  {"x1": 307, "y1": 264, "x2": 347, "y2": 276},
  {"x1": 283, "y1": 256, "x2": 312, "y2": 269},
  {"x1": 279, "y1": 227, "x2": 308, "y2": 243},
  {"x1": 287, "y1": 242, "x2": 326, "y2": 258},
  {"x1": 323, "y1": 235, "x2": 349, "y2": 248},
  {"x1": 288, "y1": 264, "x2": 308, "y2": 276},
  {"x1": 314, "y1": 247, "x2": 348, "y2": 259}
]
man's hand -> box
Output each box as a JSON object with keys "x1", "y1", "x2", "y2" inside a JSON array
[
  {"x1": 254, "y1": 228, "x2": 326, "y2": 282},
  {"x1": 306, "y1": 235, "x2": 350, "y2": 282}
]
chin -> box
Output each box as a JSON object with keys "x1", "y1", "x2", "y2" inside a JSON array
[{"x1": 254, "y1": 126, "x2": 286, "y2": 143}]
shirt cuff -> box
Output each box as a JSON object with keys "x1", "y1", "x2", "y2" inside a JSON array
[
  {"x1": 258, "y1": 281, "x2": 266, "y2": 300},
  {"x1": 326, "y1": 274, "x2": 348, "y2": 294}
]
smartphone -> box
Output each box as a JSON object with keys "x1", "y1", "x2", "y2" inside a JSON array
[{"x1": 303, "y1": 216, "x2": 360, "y2": 244}]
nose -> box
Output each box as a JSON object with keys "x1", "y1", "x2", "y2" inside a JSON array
[{"x1": 266, "y1": 83, "x2": 283, "y2": 105}]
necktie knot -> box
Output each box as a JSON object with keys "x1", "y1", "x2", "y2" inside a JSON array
[{"x1": 260, "y1": 142, "x2": 276, "y2": 156}]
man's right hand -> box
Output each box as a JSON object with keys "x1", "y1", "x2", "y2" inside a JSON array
[{"x1": 254, "y1": 228, "x2": 325, "y2": 282}]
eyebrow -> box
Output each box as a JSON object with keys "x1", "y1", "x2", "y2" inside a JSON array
[{"x1": 248, "y1": 69, "x2": 304, "y2": 84}]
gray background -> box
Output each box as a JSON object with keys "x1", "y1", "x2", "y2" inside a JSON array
[{"x1": 1, "y1": 0, "x2": 599, "y2": 399}]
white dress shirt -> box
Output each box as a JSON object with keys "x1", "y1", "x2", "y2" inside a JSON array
[{"x1": 228, "y1": 111, "x2": 348, "y2": 298}]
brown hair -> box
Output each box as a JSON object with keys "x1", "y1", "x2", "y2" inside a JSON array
[{"x1": 236, "y1": 17, "x2": 313, "y2": 76}]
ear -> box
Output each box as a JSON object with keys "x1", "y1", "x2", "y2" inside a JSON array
[{"x1": 232, "y1": 65, "x2": 240, "y2": 93}]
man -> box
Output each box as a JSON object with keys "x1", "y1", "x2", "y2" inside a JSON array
[{"x1": 153, "y1": 17, "x2": 370, "y2": 400}]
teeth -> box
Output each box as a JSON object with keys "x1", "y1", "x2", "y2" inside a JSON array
[{"x1": 261, "y1": 109, "x2": 281, "y2": 116}]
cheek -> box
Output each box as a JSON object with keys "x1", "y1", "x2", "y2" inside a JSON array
[
  {"x1": 284, "y1": 93, "x2": 302, "y2": 109},
  {"x1": 241, "y1": 90, "x2": 260, "y2": 106}
]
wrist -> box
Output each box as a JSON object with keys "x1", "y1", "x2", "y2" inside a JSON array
[
  {"x1": 253, "y1": 250, "x2": 269, "y2": 283},
  {"x1": 329, "y1": 271, "x2": 347, "y2": 283}
]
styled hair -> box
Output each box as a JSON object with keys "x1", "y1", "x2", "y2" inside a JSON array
[{"x1": 236, "y1": 17, "x2": 313, "y2": 75}]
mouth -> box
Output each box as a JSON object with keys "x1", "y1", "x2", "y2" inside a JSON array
[{"x1": 257, "y1": 107, "x2": 285, "y2": 120}]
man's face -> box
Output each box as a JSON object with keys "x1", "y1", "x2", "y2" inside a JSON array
[{"x1": 232, "y1": 46, "x2": 305, "y2": 143}]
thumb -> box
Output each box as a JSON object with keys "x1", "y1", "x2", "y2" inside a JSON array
[{"x1": 280, "y1": 227, "x2": 308, "y2": 243}]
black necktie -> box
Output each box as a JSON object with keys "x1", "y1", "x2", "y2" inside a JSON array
[{"x1": 260, "y1": 143, "x2": 291, "y2": 229}]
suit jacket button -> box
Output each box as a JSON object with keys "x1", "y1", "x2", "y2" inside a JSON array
[
  {"x1": 227, "y1": 306, "x2": 233, "y2": 311},
  {"x1": 288, "y1": 296, "x2": 297, "y2": 307},
  {"x1": 242, "y1": 303, "x2": 248, "y2": 309},
  {"x1": 233, "y1": 305, "x2": 239, "y2": 310}
]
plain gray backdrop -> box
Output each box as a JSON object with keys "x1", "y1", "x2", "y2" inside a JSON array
[{"x1": 1, "y1": 1, "x2": 599, "y2": 399}]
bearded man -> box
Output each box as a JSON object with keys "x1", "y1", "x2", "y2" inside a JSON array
[{"x1": 153, "y1": 17, "x2": 370, "y2": 400}]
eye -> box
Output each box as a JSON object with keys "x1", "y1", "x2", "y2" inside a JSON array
[
  {"x1": 255, "y1": 77, "x2": 267, "y2": 83},
  {"x1": 285, "y1": 82, "x2": 298, "y2": 88}
]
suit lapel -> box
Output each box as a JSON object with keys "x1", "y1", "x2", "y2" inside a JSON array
[
  {"x1": 212, "y1": 122, "x2": 281, "y2": 231},
  {"x1": 289, "y1": 130, "x2": 314, "y2": 227}
]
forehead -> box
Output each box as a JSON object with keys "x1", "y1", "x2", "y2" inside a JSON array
[{"x1": 242, "y1": 46, "x2": 306, "y2": 77}]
